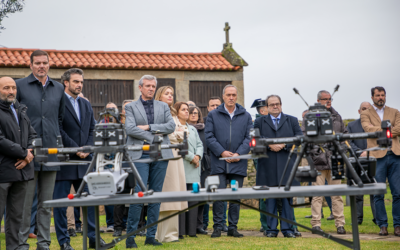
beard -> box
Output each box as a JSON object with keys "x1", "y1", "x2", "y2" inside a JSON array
[
  {"x1": 69, "y1": 87, "x2": 82, "y2": 96},
  {"x1": 0, "y1": 94, "x2": 16, "y2": 104},
  {"x1": 374, "y1": 99, "x2": 385, "y2": 107}
]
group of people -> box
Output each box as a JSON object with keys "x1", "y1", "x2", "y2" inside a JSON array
[{"x1": 0, "y1": 49, "x2": 399, "y2": 250}]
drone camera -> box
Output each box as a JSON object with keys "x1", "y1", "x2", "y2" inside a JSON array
[
  {"x1": 377, "y1": 120, "x2": 392, "y2": 148},
  {"x1": 94, "y1": 123, "x2": 125, "y2": 146}
]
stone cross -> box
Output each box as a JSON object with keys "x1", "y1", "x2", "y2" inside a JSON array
[{"x1": 224, "y1": 22, "x2": 230, "y2": 44}]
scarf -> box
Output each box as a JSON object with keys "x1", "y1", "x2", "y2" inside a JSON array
[{"x1": 189, "y1": 122, "x2": 205, "y2": 131}]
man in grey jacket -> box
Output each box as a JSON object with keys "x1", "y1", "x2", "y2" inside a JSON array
[
  {"x1": 306, "y1": 90, "x2": 347, "y2": 235},
  {"x1": 124, "y1": 75, "x2": 175, "y2": 248},
  {"x1": 16, "y1": 50, "x2": 65, "y2": 250}
]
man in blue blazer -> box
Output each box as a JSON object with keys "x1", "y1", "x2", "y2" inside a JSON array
[
  {"x1": 53, "y1": 68, "x2": 104, "y2": 250},
  {"x1": 346, "y1": 101, "x2": 376, "y2": 225},
  {"x1": 254, "y1": 95, "x2": 303, "y2": 238}
]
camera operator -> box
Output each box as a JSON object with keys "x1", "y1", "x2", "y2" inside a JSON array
[
  {"x1": 305, "y1": 90, "x2": 347, "y2": 234},
  {"x1": 0, "y1": 77, "x2": 36, "y2": 250},
  {"x1": 361, "y1": 86, "x2": 400, "y2": 237},
  {"x1": 346, "y1": 101, "x2": 376, "y2": 226}
]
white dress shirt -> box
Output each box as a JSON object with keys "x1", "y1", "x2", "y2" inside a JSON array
[
  {"x1": 224, "y1": 104, "x2": 236, "y2": 119},
  {"x1": 374, "y1": 105, "x2": 385, "y2": 121}
]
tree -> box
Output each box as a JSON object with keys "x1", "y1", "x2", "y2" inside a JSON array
[{"x1": 0, "y1": 0, "x2": 24, "y2": 32}]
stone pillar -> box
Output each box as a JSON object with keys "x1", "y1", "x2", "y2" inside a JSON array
[
  {"x1": 133, "y1": 79, "x2": 141, "y2": 100},
  {"x1": 176, "y1": 80, "x2": 190, "y2": 102}
]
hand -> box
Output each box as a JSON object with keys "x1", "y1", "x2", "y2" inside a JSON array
[
  {"x1": 25, "y1": 149, "x2": 34, "y2": 163},
  {"x1": 15, "y1": 159, "x2": 28, "y2": 169},
  {"x1": 195, "y1": 161, "x2": 200, "y2": 168},
  {"x1": 137, "y1": 125, "x2": 149, "y2": 131},
  {"x1": 77, "y1": 152, "x2": 90, "y2": 159},
  {"x1": 221, "y1": 151, "x2": 234, "y2": 163},
  {"x1": 269, "y1": 144, "x2": 285, "y2": 152},
  {"x1": 360, "y1": 151, "x2": 367, "y2": 157},
  {"x1": 191, "y1": 155, "x2": 200, "y2": 165},
  {"x1": 230, "y1": 153, "x2": 240, "y2": 163},
  {"x1": 368, "y1": 124, "x2": 374, "y2": 127}
]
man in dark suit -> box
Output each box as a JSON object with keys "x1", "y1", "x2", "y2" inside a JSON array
[
  {"x1": 254, "y1": 95, "x2": 302, "y2": 238},
  {"x1": 53, "y1": 68, "x2": 104, "y2": 250},
  {"x1": 347, "y1": 101, "x2": 376, "y2": 225}
]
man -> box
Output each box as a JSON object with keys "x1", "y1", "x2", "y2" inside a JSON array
[
  {"x1": 255, "y1": 95, "x2": 302, "y2": 238},
  {"x1": 16, "y1": 50, "x2": 65, "y2": 250},
  {"x1": 307, "y1": 90, "x2": 346, "y2": 234},
  {"x1": 201, "y1": 96, "x2": 226, "y2": 232},
  {"x1": 347, "y1": 101, "x2": 377, "y2": 225},
  {"x1": 124, "y1": 75, "x2": 175, "y2": 248},
  {"x1": 205, "y1": 85, "x2": 253, "y2": 238},
  {"x1": 0, "y1": 77, "x2": 36, "y2": 249},
  {"x1": 53, "y1": 68, "x2": 106, "y2": 250},
  {"x1": 361, "y1": 86, "x2": 400, "y2": 237}
]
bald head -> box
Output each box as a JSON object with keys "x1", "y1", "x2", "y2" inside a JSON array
[
  {"x1": 358, "y1": 102, "x2": 371, "y2": 115},
  {"x1": 0, "y1": 77, "x2": 17, "y2": 103}
]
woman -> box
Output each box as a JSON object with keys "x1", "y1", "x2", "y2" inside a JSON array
[
  {"x1": 175, "y1": 102, "x2": 204, "y2": 237},
  {"x1": 154, "y1": 86, "x2": 188, "y2": 243},
  {"x1": 188, "y1": 106, "x2": 209, "y2": 235}
]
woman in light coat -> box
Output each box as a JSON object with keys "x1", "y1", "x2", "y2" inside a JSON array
[
  {"x1": 154, "y1": 87, "x2": 188, "y2": 243},
  {"x1": 175, "y1": 102, "x2": 204, "y2": 237}
]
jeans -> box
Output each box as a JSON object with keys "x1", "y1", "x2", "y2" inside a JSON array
[
  {"x1": 126, "y1": 155, "x2": 168, "y2": 243},
  {"x1": 104, "y1": 205, "x2": 114, "y2": 227},
  {"x1": 374, "y1": 153, "x2": 400, "y2": 228},
  {"x1": 265, "y1": 198, "x2": 294, "y2": 236},
  {"x1": 203, "y1": 204, "x2": 209, "y2": 229}
]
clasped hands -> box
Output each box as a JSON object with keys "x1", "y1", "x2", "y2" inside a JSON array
[
  {"x1": 269, "y1": 144, "x2": 285, "y2": 152},
  {"x1": 77, "y1": 152, "x2": 90, "y2": 159},
  {"x1": 191, "y1": 155, "x2": 201, "y2": 168},
  {"x1": 15, "y1": 149, "x2": 34, "y2": 170},
  {"x1": 221, "y1": 151, "x2": 240, "y2": 163}
]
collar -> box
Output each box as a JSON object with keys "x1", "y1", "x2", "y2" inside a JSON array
[
  {"x1": 224, "y1": 104, "x2": 236, "y2": 115},
  {"x1": 140, "y1": 95, "x2": 154, "y2": 104},
  {"x1": 33, "y1": 74, "x2": 49, "y2": 86},
  {"x1": 373, "y1": 104, "x2": 385, "y2": 111},
  {"x1": 65, "y1": 92, "x2": 80, "y2": 101},
  {"x1": 270, "y1": 113, "x2": 282, "y2": 120}
]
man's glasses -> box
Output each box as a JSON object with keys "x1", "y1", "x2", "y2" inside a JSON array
[
  {"x1": 269, "y1": 103, "x2": 281, "y2": 107},
  {"x1": 320, "y1": 98, "x2": 333, "y2": 102}
]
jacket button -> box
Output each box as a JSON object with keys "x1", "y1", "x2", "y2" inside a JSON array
[
  {"x1": 42, "y1": 99, "x2": 44, "y2": 102},
  {"x1": 42, "y1": 116, "x2": 45, "y2": 119}
]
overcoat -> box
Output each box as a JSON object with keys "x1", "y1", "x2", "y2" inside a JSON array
[
  {"x1": 16, "y1": 73, "x2": 65, "y2": 171},
  {"x1": 0, "y1": 100, "x2": 36, "y2": 183},
  {"x1": 56, "y1": 95, "x2": 96, "y2": 181},
  {"x1": 254, "y1": 113, "x2": 303, "y2": 187},
  {"x1": 159, "y1": 116, "x2": 188, "y2": 212},
  {"x1": 205, "y1": 104, "x2": 253, "y2": 177},
  {"x1": 183, "y1": 124, "x2": 203, "y2": 183}
]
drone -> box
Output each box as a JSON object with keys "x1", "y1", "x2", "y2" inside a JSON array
[
  {"x1": 32, "y1": 108, "x2": 189, "y2": 198},
  {"x1": 221, "y1": 85, "x2": 393, "y2": 191}
]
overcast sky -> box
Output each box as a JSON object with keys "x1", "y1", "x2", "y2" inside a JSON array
[{"x1": 1, "y1": 0, "x2": 399, "y2": 119}]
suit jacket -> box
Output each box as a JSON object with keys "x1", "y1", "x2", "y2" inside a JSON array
[
  {"x1": 254, "y1": 113, "x2": 303, "y2": 187},
  {"x1": 361, "y1": 105, "x2": 400, "y2": 158},
  {"x1": 56, "y1": 95, "x2": 95, "y2": 181},
  {"x1": 125, "y1": 99, "x2": 175, "y2": 160},
  {"x1": 346, "y1": 119, "x2": 367, "y2": 154}
]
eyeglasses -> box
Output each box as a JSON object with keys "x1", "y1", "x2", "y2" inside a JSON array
[
  {"x1": 269, "y1": 103, "x2": 281, "y2": 107},
  {"x1": 190, "y1": 112, "x2": 199, "y2": 115},
  {"x1": 320, "y1": 98, "x2": 333, "y2": 102}
]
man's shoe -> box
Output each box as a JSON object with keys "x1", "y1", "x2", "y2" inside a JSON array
[
  {"x1": 358, "y1": 221, "x2": 363, "y2": 225},
  {"x1": 260, "y1": 226, "x2": 264, "y2": 232},
  {"x1": 144, "y1": 237, "x2": 162, "y2": 246},
  {"x1": 372, "y1": 219, "x2": 377, "y2": 225},
  {"x1": 126, "y1": 238, "x2": 138, "y2": 248},
  {"x1": 75, "y1": 227, "x2": 82, "y2": 233},
  {"x1": 227, "y1": 229, "x2": 244, "y2": 238},
  {"x1": 379, "y1": 227, "x2": 388, "y2": 236},
  {"x1": 327, "y1": 213, "x2": 334, "y2": 220},
  {"x1": 179, "y1": 235, "x2": 184, "y2": 239},
  {"x1": 337, "y1": 226, "x2": 346, "y2": 234},
  {"x1": 222, "y1": 225, "x2": 228, "y2": 232},
  {"x1": 211, "y1": 228, "x2": 221, "y2": 238},
  {"x1": 113, "y1": 228, "x2": 122, "y2": 237},
  {"x1": 89, "y1": 238, "x2": 108, "y2": 249},
  {"x1": 189, "y1": 235, "x2": 198, "y2": 238},
  {"x1": 284, "y1": 233, "x2": 296, "y2": 238},
  {"x1": 305, "y1": 215, "x2": 312, "y2": 218},
  {"x1": 321, "y1": 213, "x2": 324, "y2": 219},
  {"x1": 394, "y1": 226, "x2": 400, "y2": 237},
  {"x1": 106, "y1": 225, "x2": 114, "y2": 232},
  {"x1": 294, "y1": 228, "x2": 302, "y2": 237},
  {"x1": 28, "y1": 233, "x2": 37, "y2": 239},
  {"x1": 265, "y1": 232, "x2": 277, "y2": 237},
  {"x1": 196, "y1": 228, "x2": 208, "y2": 235},
  {"x1": 60, "y1": 242, "x2": 74, "y2": 250},
  {"x1": 312, "y1": 226, "x2": 323, "y2": 234},
  {"x1": 68, "y1": 228, "x2": 77, "y2": 237},
  {"x1": 138, "y1": 229, "x2": 146, "y2": 236}
]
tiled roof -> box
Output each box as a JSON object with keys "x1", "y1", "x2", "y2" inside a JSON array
[{"x1": 0, "y1": 48, "x2": 241, "y2": 71}]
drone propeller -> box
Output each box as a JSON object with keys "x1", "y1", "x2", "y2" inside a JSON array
[
  {"x1": 356, "y1": 146, "x2": 391, "y2": 153},
  {"x1": 220, "y1": 154, "x2": 268, "y2": 160},
  {"x1": 41, "y1": 161, "x2": 90, "y2": 167}
]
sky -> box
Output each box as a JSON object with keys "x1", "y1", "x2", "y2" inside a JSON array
[{"x1": 1, "y1": 0, "x2": 399, "y2": 119}]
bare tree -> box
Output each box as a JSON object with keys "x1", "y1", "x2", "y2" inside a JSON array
[{"x1": 0, "y1": 0, "x2": 24, "y2": 32}]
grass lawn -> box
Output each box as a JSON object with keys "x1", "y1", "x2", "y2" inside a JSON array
[{"x1": 1, "y1": 187, "x2": 396, "y2": 249}]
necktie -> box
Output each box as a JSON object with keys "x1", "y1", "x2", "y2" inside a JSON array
[{"x1": 275, "y1": 118, "x2": 280, "y2": 129}]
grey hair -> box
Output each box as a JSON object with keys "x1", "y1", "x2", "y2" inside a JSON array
[
  {"x1": 139, "y1": 75, "x2": 157, "y2": 87},
  {"x1": 359, "y1": 101, "x2": 371, "y2": 110},
  {"x1": 223, "y1": 84, "x2": 237, "y2": 95},
  {"x1": 61, "y1": 68, "x2": 84, "y2": 86},
  {"x1": 265, "y1": 95, "x2": 282, "y2": 107},
  {"x1": 317, "y1": 90, "x2": 330, "y2": 100}
]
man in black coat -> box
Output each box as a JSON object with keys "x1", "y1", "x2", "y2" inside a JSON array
[
  {"x1": 346, "y1": 101, "x2": 376, "y2": 225},
  {"x1": 254, "y1": 95, "x2": 302, "y2": 238},
  {"x1": 16, "y1": 50, "x2": 65, "y2": 250},
  {"x1": 0, "y1": 77, "x2": 36, "y2": 249},
  {"x1": 205, "y1": 85, "x2": 253, "y2": 238},
  {"x1": 52, "y1": 68, "x2": 105, "y2": 250}
]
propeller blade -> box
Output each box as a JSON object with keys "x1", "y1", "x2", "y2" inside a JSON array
[
  {"x1": 220, "y1": 154, "x2": 268, "y2": 160},
  {"x1": 42, "y1": 161, "x2": 90, "y2": 167}
]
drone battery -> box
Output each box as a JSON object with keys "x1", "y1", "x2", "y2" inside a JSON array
[
  {"x1": 347, "y1": 157, "x2": 377, "y2": 184},
  {"x1": 94, "y1": 123, "x2": 125, "y2": 146},
  {"x1": 331, "y1": 155, "x2": 345, "y2": 180},
  {"x1": 320, "y1": 117, "x2": 333, "y2": 135},
  {"x1": 305, "y1": 117, "x2": 318, "y2": 136}
]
